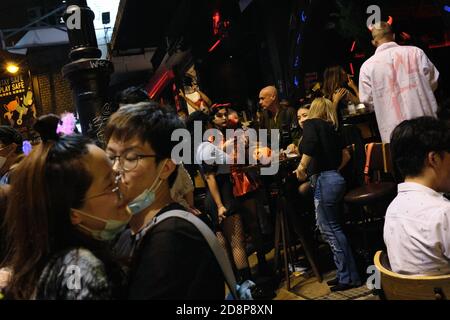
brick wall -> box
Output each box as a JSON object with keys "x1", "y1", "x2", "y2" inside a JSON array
[
  {"x1": 28, "y1": 44, "x2": 74, "y2": 117},
  {"x1": 52, "y1": 72, "x2": 74, "y2": 115},
  {"x1": 34, "y1": 71, "x2": 74, "y2": 116}
]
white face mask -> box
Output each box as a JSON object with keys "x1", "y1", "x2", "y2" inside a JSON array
[
  {"x1": 126, "y1": 159, "x2": 168, "y2": 215},
  {"x1": 72, "y1": 208, "x2": 130, "y2": 241}
]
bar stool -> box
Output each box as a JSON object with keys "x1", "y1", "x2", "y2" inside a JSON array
[
  {"x1": 272, "y1": 162, "x2": 323, "y2": 290},
  {"x1": 344, "y1": 143, "x2": 397, "y2": 264}
]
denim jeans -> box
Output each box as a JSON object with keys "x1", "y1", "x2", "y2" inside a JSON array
[{"x1": 313, "y1": 171, "x2": 361, "y2": 285}]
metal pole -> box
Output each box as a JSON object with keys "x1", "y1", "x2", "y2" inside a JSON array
[
  {"x1": 3, "y1": 6, "x2": 66, "y2": 40},
  {"x1": 62, "y1": 0, "x2": 113, "y2": 140}
]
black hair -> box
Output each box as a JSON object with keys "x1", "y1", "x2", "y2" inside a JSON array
[
  {"x1": 114, "y1": 86, "x2": 150, "y2": 111},
  {"x1": 33, "y1": 114, "x2": 61, "y2": 142},
  {"x1": 390, "y1": 116, "x2": 450, "y2": 178},
  {"x1": 0, "y1": 126, "x2": 23, "y2": 153},
  {"x1": 437, "y1": 98, "x2": 450, "y2": 122},
  {"x1": 209, "y1": 104, "x2": 229, "y2": 125},
  {"x1": 105, "y1": 102, "x2": 185, "y2": 187},
  {"x1": 298, "y1": 103, "x2": 311, "y2": 110},
  {"x1": 186, "y1": 111, "x2": 210, "y2": 133}
]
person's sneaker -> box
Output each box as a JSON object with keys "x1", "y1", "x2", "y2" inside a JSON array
[
  {"x1": 330, "y1": 283, "x2": 357, "y2": 292},
  {"x1": 326, "y1": 277, "x2": 339, "y2": 286}
]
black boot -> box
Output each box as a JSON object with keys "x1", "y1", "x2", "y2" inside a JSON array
[{"x1": 257, "y1": 253, "x2": 274, "y2": 278}]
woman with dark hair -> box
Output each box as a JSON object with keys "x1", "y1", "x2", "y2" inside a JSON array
[
  {"x1": 0, "y1": 119, "x2": 129, "y2": 299},
  {"x1": 322, "y1": 66, "x2": 360, "y2": 124},
  {"x1": 323, "y1": 66, "x2": 366, "y2": 186},
  {"x1": 0, "y1": 126, "x2": 23, "y2": 185},
  {"x1": 33, "y1": 114, "x2": 61, "y2": 142}
]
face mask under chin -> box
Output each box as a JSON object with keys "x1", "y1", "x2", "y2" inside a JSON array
[
  {"x1": 126, "y1": 159, "x2": 168, "y2": 216},
  {"x1": 72, "y1": 208, "x2": 130, "y2": 242}
]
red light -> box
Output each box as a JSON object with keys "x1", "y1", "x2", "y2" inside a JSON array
[
  {"x1": 350, "y1": 41, "x2": 356, "y2": 53},
  {"x1": 148, "y1": 70, "x2": 175, "y2": 99},
  {"x1": 349, "y1": 63, "x2": 355, "y2": 75},
  {"x1": 208, "y1": 39, "x2": 222, "y2": 53},
  {"x1": 400, "y1": 32, "x2": 411, "y2": 40},
  {"x1": 213, "y1": 12, "x2": 221, "y2": 36},
  {"x1": 387, "y1": 16, "x2": 393, "y2": 26},
  {"x1": 149, "y1": 73, "x2": 168, "y2": 99},
  {"x1": 213, "y1": 12, "x2": 220, "y2": 23},
  {"x1": 368, "y1": 16, "x2": 394, "y2": 32},
  {"x1": 429, "y1": 40, "x2": 450, "y2": 49}
]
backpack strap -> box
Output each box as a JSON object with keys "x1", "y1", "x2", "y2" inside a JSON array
[{"x1": 150, "y1": 209, "x2": 239, "y2": 299}]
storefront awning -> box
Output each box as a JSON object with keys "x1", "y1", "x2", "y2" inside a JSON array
[{"x1": 7, "y1": 27, "x2": 69, "y2": 55}]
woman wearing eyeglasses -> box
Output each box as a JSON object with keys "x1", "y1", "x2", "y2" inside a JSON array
[{"x1": 0, "y1": 117, "x2": 129, "y2": 300}]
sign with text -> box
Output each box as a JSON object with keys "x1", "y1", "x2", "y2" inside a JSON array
[{"x1": 0, "y1": 72, "x2": 37, "y2": 132}]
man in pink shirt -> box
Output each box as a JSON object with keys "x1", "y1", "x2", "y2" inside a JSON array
[{"x1": 359, "y1": 22, "x2": 439, "y2": 142}]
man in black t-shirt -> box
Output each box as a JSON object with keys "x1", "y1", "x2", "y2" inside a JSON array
[
  {"x1": 258, "y1": 86, "x2": 297, "y2": 149},
  {"x1": 105, "y1": 102, "x2": 225, "y2": 300}
]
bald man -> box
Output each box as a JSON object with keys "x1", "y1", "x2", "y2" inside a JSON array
[
  {"x1": 258, "y1": 86, "x2": 297, "y2": 149},
  {"x1": 259, "y1": 86, "x2": 279, "y2": 113},
  {"x1": 359, "y1": 22, "x2": 439, "y2": 143}
]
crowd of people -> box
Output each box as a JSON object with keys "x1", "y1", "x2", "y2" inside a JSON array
[{"x1": 0, "y1": 20, "x2": 449, "y2": 300}]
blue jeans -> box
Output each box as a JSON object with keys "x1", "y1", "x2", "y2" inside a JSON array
[{"x1": 312, "y1": 171, "x2": 361, "y2": 285}]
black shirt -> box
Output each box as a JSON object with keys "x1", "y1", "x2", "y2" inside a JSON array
[
  {"x1": 259, "y1": 107, "x2": 297, "y2": 149},
  {"x1": 115, "y1": 203, "x2": 225, "y2": 300},
  {"x1": 300, "y1": 118, "x2": 345, "y2": 175}
]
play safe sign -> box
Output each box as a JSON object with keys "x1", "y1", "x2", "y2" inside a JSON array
[{"x1": 0, "y1": 72, "x2": 37, "y2": 128}]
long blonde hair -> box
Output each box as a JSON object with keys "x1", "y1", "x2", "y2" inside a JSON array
[{"x1": 308, "y1": 97, "x2": 339, "y2": 129}]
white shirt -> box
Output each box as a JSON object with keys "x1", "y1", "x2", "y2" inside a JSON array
[
  {"x1": 384, "y1": 182, "x2": 450, "y2": 275},
  {"x1": 359, "y1": 42, "x2": 439, "y2": 142}
]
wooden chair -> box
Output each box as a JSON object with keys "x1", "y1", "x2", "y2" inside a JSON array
[{"x1": 374, "y1": 251, "x2": 450, "y2": 300}]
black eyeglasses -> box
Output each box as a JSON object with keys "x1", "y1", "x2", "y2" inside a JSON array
[{"x1": 108, "y1": 151, "x2": 157, "y2": 172}]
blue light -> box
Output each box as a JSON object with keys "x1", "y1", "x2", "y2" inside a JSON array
[
  {"x1": 300, "y1": 10, "x2": 307, "y2": 22},
  {"x1": 294, "y1": 56, "x2": 300, "y2": 68},
  {"x1": 22, "y1": 140, "x2": 32, "y2": 156},
  {"x1": 444, "y1": 5, "x2": 450, "y2": 13},
  {"x1": 296, "y1": 33, "x2": 302, "y2": 45},
  {"x1": 294, "y1": 76, "x2": 299, "y2": 87}
]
